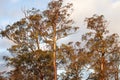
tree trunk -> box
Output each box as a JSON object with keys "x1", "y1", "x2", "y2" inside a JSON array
[
  {"x1": 115, "y1": 65, "x2": 119, "y2": 80},
  {"x1": 100, "y1": 54, "x2": 105, "y2": 80},
  {"x1": 53, "y1": 23, "x2": 57, "y2": 80},
  {"x1": 52, "y1": 8, "x2": 59, "y2": 80}
]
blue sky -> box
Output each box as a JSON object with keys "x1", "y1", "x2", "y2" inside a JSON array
[
  {"x1": 0, "y1": 0, "x2": 120, "y2": 78},
  {"x1": 0, "y1": 0, "x2": 50, "y2": 27}
]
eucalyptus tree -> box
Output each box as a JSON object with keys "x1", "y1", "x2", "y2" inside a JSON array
[
  {"x1": 42, "y1": 0, "x2": 79, "y2": 79},
  {"x1": 0, "y1": 0, "x2": 79, "y2": 80},
  {"x1": 83, "y1": 15, "x2": 120, "y2": 80}
]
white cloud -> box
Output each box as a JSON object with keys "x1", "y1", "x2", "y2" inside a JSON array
[{"x1": 66, "y1": 0, "x2": 120, "y2": 35}]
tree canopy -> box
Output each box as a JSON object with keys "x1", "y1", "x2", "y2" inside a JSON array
[{"x1": 0, "y1": 0, "x2": 120, "y2": 80}]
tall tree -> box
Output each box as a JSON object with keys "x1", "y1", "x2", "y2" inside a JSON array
[
  {"x1": 42, "y1": 0, "x2": 79, "y2": 79},
  {"x1": 0, "y1": 0, "x2": 79, "y2": 80},
  {"x1": 83, "y1": 15, "x2": 120, "y2": 80}
]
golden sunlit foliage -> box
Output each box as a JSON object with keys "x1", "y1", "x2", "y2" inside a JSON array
[
  {"x1": 84, "y1": 15, "x2": 120, "y2": 80},
  {"x1": 0, "y1": 0, "x2": 120, "y2": 80}
]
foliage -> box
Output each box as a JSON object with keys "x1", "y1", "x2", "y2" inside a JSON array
[
  {"x1": 0, "y1": 0, "x2": 79, "y2": 80},
  {"x1": 83, "y1": 15, "x2": 120, "y2": 80},
  {"x1": 0, "y1": 0, "x2": 120, "y2": 80},
  {"x1": 58, "y1": 42, "x2": 89, "y2": 80}
]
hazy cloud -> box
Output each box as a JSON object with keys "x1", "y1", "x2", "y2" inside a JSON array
[
  {"x1": 69, "y1": 0, "x2": 120, "y2": 34},
  {"x1": 58, "y1": 0, "x2": 120, "y2": 46}
]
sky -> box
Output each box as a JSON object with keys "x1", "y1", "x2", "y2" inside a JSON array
[{"x1": 0, "y1": 0, "x2": 120, "y2": 78}]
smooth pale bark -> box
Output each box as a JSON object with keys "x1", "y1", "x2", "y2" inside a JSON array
[
  {"x1": 53, "y1": 24, "x2": 57, "y2": 80},
  {"x1": 53, "y1": 10, "x2": 58, "y2": 80}
]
